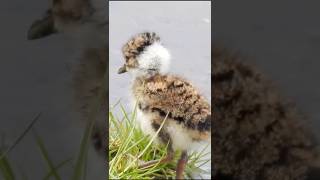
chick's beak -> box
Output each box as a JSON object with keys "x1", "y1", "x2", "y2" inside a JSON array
[
  {"x1": 118, "y1": 65, "x2": 127, "y2": 74},
  {"x1": 27, "y1": 11, "x2": 57, "y2": 40}
]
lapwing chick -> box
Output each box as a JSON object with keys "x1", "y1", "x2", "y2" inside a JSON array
[
  {"x1": 212, "y1": 46, "x2": 320, "y2": 180},
  {"x1": 27, "y1": 0, "x2": 108, "y2": 156},
  {"x1": 118, "y1": 32, "x2": 211, "y2": 179}
]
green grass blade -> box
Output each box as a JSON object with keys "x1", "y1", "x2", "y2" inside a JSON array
[
  {"x1": 72, "y1": 81, "x2": 106, "y2": 180},
  {"x1": 43, "y1": 158, "x2": 72, "y2": 180},
  {"x1": 33, "y1": 130, "x2": 61, "y2": 180},
  {"x1": 110, "y1": 99, "x2": 122, "y2": 110},
  {"x1": 121, "y1": 112, "x2": 169, "y2": 174},
  {"x1": 0, "y1": 113, "x2": 41, "y2": 160},
  {"x1": 71, "y1": 117, "x2": 95, "y2": 180},
  {"x1": 120, "y1": 104, "x2": 132, "y2": 127},
  {"x1": 109, "y1": 102, "x2": 210, "y2": 179},
  {"x1": 109, "y1": 112, "x2": 121, "y2": 134},
  {"x1": 0, "y1": 153, "x2": 15, "y2": 180}
]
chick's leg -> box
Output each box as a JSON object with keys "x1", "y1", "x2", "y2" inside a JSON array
[
  {"x1": 138, "y1": 126, "x2": 174, "y2": 169},
  {"x1": 176, "y1": 151, "x2": 188, "y2": 179},
  {"x1": 138, "y1": 150, "x2": 174, "y2": 169}
]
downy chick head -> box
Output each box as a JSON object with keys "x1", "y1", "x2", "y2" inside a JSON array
[
  {"x1": 118, "y1": 32, "x2": 171, "y2": 77},
  {"x1": 27, "y1": 0, "x2": 107, "y2": 43}
]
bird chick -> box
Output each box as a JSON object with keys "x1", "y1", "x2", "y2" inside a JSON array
[
  {"x1": 27, "y1": 0, "x2": 107, "y2": 49},
  {"x1": 212, "y1": 46, "x2": 320, "y2": 180},
  {"x1": 27, "y1": 0, "x2": 108, "y2": 156},
  {"x1": 118, "y1": 32, "x2": 211, "y2": 179}
]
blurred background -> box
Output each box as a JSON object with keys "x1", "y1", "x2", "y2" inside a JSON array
[
  {"x1": 215, "y1": 0, "x2": 320, "y2": 140},
  {"x1": 0, "y1": 0, "x2": 105, "y2": 179}
]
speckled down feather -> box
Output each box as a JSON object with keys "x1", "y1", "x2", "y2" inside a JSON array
[
  {"x1": 27, "y1": 0, "x2": 108, "y2": 156},
  {"x1": 133, "y1": 74, "x2": 211, "y2": 142},
  {"x1": 121, "y1": 32, "x2": 211, "y2": 152},
  {"x1": 212, "y1": 46, "x2": 320, "y2": 180}
]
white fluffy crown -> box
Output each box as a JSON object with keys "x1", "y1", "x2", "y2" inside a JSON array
[{"x1": 136, "y1": 42, "x2": 171, "y2": 75}]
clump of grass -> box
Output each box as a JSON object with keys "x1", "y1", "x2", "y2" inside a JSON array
[
  {"x1": 109, "y1": 103, "x2": 210, "y2": 179},
  {"x1": 0, "y1": 112, "x2": 94, "y2": 180},
  {"x1": 0, "y1": 150, "x2": 15, "y2": 180}
]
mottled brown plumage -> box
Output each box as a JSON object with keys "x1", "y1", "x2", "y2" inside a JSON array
[
  {"x1": 132, "y1": 74, "x2": 211, "y2": 142},
  {"x1": 122, "y1": 32, "x2": 160, "y2": 62},
  {"x1": 119, "y1": 32, "x2": 211, "y2": 179},
  {"x1": 28, "y1": 0, "x2": 107, "y2": 40},
  {"x1": 212, "y1": 46, "x2": 320, "y2": 180},
  {"x1": 27, "y1": 0, "x2": 107, "y2": 156},
  {"x1": 118, "y1": 32, "x2": 161, "y2": 73}
]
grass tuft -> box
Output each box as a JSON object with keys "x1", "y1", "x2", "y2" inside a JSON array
[
  {"x1": 109, "y1": 102, "x2": 210, "y2": 179},
  {"x1": 0, "y1": 113, "x2": 92, "y2": 180}
]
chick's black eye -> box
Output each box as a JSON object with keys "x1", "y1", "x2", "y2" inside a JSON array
[{"x1": 137, "y1": 47, "x2": 144, "y2": 52}]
